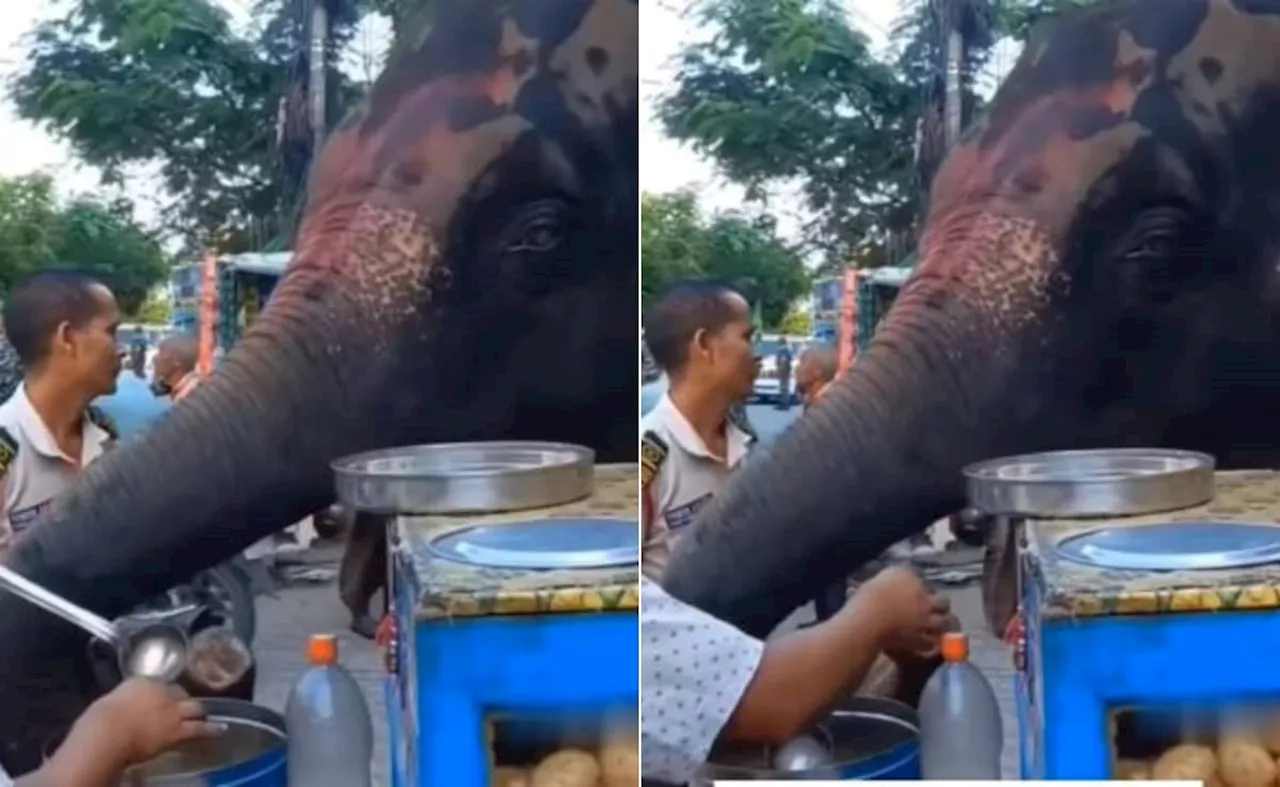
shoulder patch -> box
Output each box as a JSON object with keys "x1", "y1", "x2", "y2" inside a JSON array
[
  {"x1": 640, "y1": 430, "x2": 668, "y2": 491},
  {"x1": 86, "y1": 405, "x2": 118, "y2": 440},
  {"x1": 0, "y1": 427, "x2": 17, "y2": 475}
]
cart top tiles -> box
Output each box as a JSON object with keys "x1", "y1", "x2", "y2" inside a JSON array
[{"x1": 1027, "y1": 470, "x2": 1280, "y2": 619}]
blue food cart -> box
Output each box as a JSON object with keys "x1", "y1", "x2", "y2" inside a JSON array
[
  {"x1": 334, "y1": 443, "x2": 638, "y2": 787},
  {"x1": 968, "y1": 450, "x2": 1280, "y2": 781}
]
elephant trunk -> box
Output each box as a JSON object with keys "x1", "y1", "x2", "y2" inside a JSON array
[
  {"x1": 0, "y1": 277, "x2": 378, "y2": 769},
  {"x1": 663, "y1": 225, "x2": 1056, "y2": 637}
]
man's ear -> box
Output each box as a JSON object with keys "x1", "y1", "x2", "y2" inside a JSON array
[
  {"x1": 54, "y1": 322, "x2": 74, "y2": 355},
  {"x1": 691, "y1": 327, "x2": 711, "y2": 359}
]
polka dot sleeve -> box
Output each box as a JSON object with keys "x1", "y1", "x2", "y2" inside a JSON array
[{"x1": 641, "y1": 577, "x2": 765, "y2": 784}]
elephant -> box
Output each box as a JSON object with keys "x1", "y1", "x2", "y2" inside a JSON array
[
  {"x1": 0, "y1": 0, "x2": 637, "y2": 773},
  {"x1": 663, "y1": 0, "x2": 1280, "y2": 639}
]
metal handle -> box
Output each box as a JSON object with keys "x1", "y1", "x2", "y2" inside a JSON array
[{"x1": 0, "y1": 563, "x2": 118, "y2": 643}]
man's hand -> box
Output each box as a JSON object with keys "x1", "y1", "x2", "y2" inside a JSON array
[
  {"x1": 857, "y1": 566, "x2": 951, "y2": 656},
  {"x1": 36, "y1": 679, "x2": 223, "y2": 785},
  {"x1": 79, "y1": 679, "x2": 221, "y2": 765}
]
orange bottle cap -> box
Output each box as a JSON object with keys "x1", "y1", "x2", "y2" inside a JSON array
[
  {"x1": 307, "y1": 634, "x2": 338, "y2": 665},
  {"x1": 940, "y1": 631, "x2": 969, "y2": 662}
]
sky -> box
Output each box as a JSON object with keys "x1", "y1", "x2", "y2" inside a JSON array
[{"x1": 0, "y1": 0, "x2": 1017, "y2": 247}]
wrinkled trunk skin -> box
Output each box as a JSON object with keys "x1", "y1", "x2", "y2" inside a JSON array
[
  {"x1": 662, "y1": 330, "x2": 973, "y2": 636},
  {"x1": 663, "y1": 262, "x2": 1083, "y2": 638},
  {"x1": 0, "y1": 281, "x2": 633, "y2": 769},
  {"x1": 0, "y1": 299, "x2": 365, "y2": 768},
  {"x1": 0, "y1": 0, "x2": 639, "y2": 767}
]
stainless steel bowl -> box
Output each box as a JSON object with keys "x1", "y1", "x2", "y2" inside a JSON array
[
  {"x1": 332, "y1": 441, "x2": 595, "y2": 515},
  {"x1": 964, "y1": 448, "x2": 1215, "y2": 518}
]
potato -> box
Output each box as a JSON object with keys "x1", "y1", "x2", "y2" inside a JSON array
[
  {"x1": 1218, "y1": 739, "x2": 1277, "y2": 787},
  {"x1": 1260, "y1": 715, "x2": 1280, "y2": 755},
  {"x1": 599, "y1": 736, "x2": 639, "y2": 787},
  {"x1": 492, "y1": 766, "x2": 531, "y2": 787},
  {"x1": 530, "y1": 749, "x2": 601, "y2": 787},
  {"x1": 1153, "y1": 745, "x2": 1218, "y2": 783},
  {"x1": 1115, "y1": 759, "x2": 1152, "y2": 780}
]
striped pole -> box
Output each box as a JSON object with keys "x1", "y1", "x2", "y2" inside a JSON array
[
  {"x1": 837, "y1": 267, "x2": 858, "y2": 376},
  {"x1": 196, "y1": 250, "x2": 218, "y2": 377}
]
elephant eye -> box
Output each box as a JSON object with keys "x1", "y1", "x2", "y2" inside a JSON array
[
  {"x1": 1121, "y1": 219, "x2": 1181, "y2": 263},
  {"x1": 502, "y1": 204, "x2": 568, "y2": 256},
  {"x1": 1126, "y1": 234, "x2": 1171, "y2": 261},
  {"x1": 1115, "y1": 206, "x2": 1204, "y2": 303}
]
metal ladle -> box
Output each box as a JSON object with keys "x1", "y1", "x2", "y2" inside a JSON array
[{"x1": 0, "y1": 563, "x2": 188, "y2": 682}]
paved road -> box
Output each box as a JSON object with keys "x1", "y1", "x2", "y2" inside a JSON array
[
  {"x1": 252, "y1": 548, "x2": 391, "y2": 786},
  {"x1": 249, "y1": 402, "x2": 1021, "y2": 782}
]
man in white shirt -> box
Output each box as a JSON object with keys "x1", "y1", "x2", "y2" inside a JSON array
[
  {"x1": 640, "y1": 281, "x2": 758, "y2": 580},
  {"x1": 0, "y1": 270, "x2": 121, "y2": 550},
  {"x1": 642, "y1": 568, "x2": 952, "y2": 784}
]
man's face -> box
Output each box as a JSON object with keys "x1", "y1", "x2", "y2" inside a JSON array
[
  {"x1": 796, "y1": 354, "x2": 836, "y2": 405},
  {"x1": 150, "y1": 348, "x2": 174, "y2": 395},
  {"x1": 694, "y1": 293, "x2": 757, "y2": 403},
  {"x1": 59, "y1": 284, "x2": 121, "y2": 397},
  {"x1": 795, "y1": 356, "x2": 814, "y2": 392}
]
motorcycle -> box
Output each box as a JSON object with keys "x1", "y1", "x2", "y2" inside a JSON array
[{"x1": 132, "y1": 553, "x2": 271, "y2": 647}]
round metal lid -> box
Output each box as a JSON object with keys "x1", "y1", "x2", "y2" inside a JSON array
[
  {"x1": 963, "y1": 448, "x2": 1215, "y2": 518},
  {"x1": 427, "y1": 517, "x2": 638, "y2": 570},
  {"x1": 331, "y1": 441, "x2": 594, "y2": 515},
  {"x1": 1055, "y1": 521, "x2": 1280, "y2": 571}
]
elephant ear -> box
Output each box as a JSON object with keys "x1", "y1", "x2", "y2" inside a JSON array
[{"x1": 981, "y1": 514, "x2": 1020, "y2": 639}]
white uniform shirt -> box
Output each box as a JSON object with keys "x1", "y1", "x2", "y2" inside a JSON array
[
  {"x1": 641, "y1": 577, "x2": 764, "y2": 784},
  {"x1": 640, "y1": 394, "x2": 751, "y2": 580},
  {"x1": 0, "y1": 385, "x2": 113, "y2": 550}
]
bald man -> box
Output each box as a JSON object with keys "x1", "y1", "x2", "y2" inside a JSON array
[
  {"x1": 150, "y1": 336, "x2": 200, "y2": 402},
  {"x1": 796, "y1": 345, "x2": 838, "y2": 409}
]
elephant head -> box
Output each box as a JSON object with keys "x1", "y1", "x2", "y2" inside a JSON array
[
  {"x1": 664, "y1": 0, "x2": 1280, "y2": 637},
  {"x1": 0, "y1": 0, "x2": 637, "y2": 771}
]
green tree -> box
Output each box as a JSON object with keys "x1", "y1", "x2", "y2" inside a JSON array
[
  {"x1": 56, "y1": 198, "x2": 170, "y2": 315},
  {"x1": 641, "y1": 190, "x2": 708, "y2": 308},
  {"x1": 657, "y1": 0, "x2": 918, "y2": 269},
  {"x1": 700, "y1": 212, "x2": 809, "y2": 328},
  {"x1": 890, "y1": 0, "x2": 997, "y2": 203},
  {"x1": 779, "y1": 309, "x2": 812, "y2": 336},
  {"x1": 998, "y1": 0, "x2": 1098, "y2": 41},
  {"x1": 0, "y1": 174, "x2": 169, "y2": 313},
  {"x1": 9, "y1": 0, "x2": 370, "y2": 253},
  {"x1": 640, "y1": 190, "x2": 809, "y2": 328},
  {"x1": 135, "y1": 292, "x2": 174, "y2": 324}
]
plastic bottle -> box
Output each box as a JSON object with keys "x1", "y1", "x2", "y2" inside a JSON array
[
  {"x1": 285, "y1": 633, "x2": 374, "y2": 787},
  {"x1": 917, "y1": 631, "x2": 1003, "y2": 779}
]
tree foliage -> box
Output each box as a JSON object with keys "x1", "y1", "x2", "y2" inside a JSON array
[
  {"x1": 997, "y1": 0, "x2": 1099, "y2": 40},
  {"x1": 890, "y1": 0, "x2": 997, "y2": 199},
  {"x1": 0, "y1": 174, "x2": 169, "y2": 315},
  {"x1": 658, "y1": 0, "x2": 1104, "y2": 271},
  {"x1": 9, "y1": 0, "x2": 371, "y2": 253},
  {"x1": 657, "y1": 0, "x2": 919, "y2": 269},
  {"x1": 642, "y1": 190, "x2": 809, "y2": 328},
  {"x1": 778, "y1": 309, "x2": 812, "y2": 336}
]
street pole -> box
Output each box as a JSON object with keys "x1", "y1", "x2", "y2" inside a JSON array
[{"x1": 309, "y1": 2, "x2": 328, "y2": 153}]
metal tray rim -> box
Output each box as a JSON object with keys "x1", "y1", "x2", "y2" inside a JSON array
[
  {"x1": 963, "y1": 447, "x2": 1214, "y2": 479},
  {"x1": 331, "y1": 441, "x2": 594, "y2": 478},
  {"x1": 331, "y1": 441, "x2": 595, "y2": 515},
  {"x1": 963, "y1": 447, "x2": 1216, "y2": 518}
]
